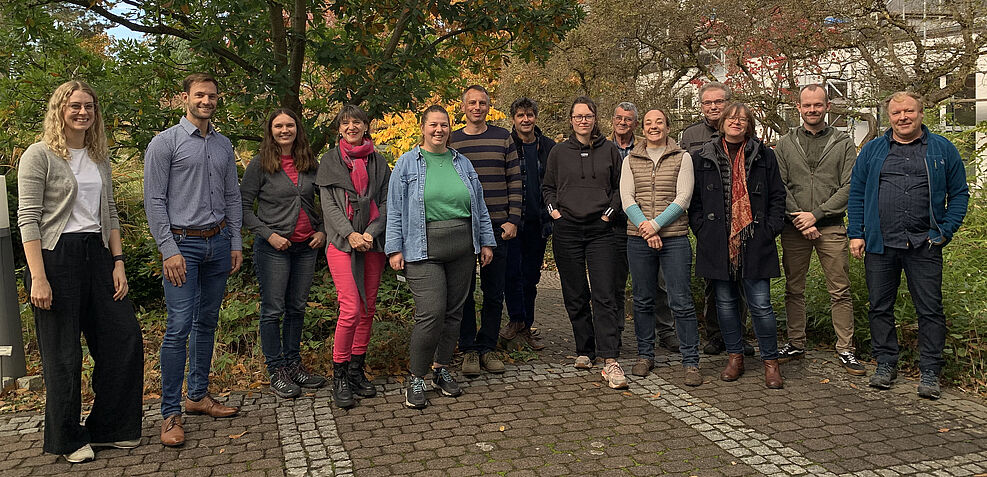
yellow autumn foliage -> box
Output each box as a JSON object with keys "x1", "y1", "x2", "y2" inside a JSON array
[{"x1": 371, "y1": 100, "x2": 508, "y2": 164}]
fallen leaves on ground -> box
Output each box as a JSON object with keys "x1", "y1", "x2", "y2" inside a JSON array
[
  {"x1": 622, "y1": 392, "x2": 633, "y2": 397},
  {"x1": 498, "y1": 426, "x2": 506, "y2": 431},
  {"x1": 229, "y1": 431, "x2": 248, "y2": 439},
  {"x1": 819, "y1": 378, "x2": 830, "y2": 384},
  {"x1": 649, "y1": 393, "x2": 661, "y2": 398},
  {"x1": 938, "y1": 428, "x2": 950, "y2": 433}
]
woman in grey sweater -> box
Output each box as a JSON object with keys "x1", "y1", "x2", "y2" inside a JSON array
[
  {"x1": 17, "y1": 80, "x2": 143, "y2": 463},
  {"x1": 241, "y1": 108, "x2": 327, "y2": 399}
]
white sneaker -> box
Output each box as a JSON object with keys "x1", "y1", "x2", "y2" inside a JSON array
[
  {"x1": 90, "y1": 438, "x2": 141, "y2": 449},
  {"x1": 602, "y1": 361, "x2": 628, "y2": 389},
  {"x1": 64, "y1": 444, "x2": 94, "y2": 463},
  {"x1": 574, "y1": 355, "x2": 593, "y2": 369}
]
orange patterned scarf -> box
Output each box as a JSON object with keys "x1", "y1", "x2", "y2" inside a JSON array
[{"x1": 725, "y1": 138, "x2": 754, "y2": 273}]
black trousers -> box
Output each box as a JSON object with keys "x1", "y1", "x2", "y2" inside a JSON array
[
  {"x1": 552, "y1": 218, "x2": 620, "y2": 360},
  {"x1": 26, "y1": 233, "x2": 144, "y2": 454}
]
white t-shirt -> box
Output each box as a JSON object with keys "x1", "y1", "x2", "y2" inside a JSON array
[{"x1": 62, "y1": 148, "x2": 103, "y2": 234}]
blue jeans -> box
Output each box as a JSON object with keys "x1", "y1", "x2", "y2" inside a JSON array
[
  {"x1": 865, "y1": 245, "x2": 946, "y2": 373},
  {"x1": 627, "y1": 235, "x2": 700, "y2": 366},
  {"x1": 160, "y1": 232, "x2": 232, "y2": 418},
  {"x1": 253, "y1": 237, "x2": 318, "y2": 374},
  {"x1": 505, "y1": 220, "x2": 547, "y2": 328},
  {"x1": 711, "y1": 278, "x2": 779, "y2": 360},
  {"x1": 460, "y1": 233, "x2": 509, "y2": 354}
]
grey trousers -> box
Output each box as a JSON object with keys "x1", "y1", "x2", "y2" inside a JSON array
[{"x1": 406, "y1": 219, "x2": 476, "y2": 377}]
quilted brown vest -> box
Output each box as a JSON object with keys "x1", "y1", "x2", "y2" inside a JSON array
[{"x1": 625, "y1": 142, "x2": 690, "y2": 238}]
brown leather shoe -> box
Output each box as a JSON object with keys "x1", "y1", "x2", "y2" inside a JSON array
[
  {"x1": 160, "y1": 414, "x2": 185, "y2": 447},
  {"x1": 764, "y1": 359, "x2": 784, "y2": 389},
  {"x1": 720, "y1": 353, "x2": 745, "y2": 381},
  {"x1": 184, "y1": 394, "x2": 239, "y2": 418}
]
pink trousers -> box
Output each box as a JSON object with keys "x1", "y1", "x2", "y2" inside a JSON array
[{"x1": 326, "y1": 244, "x2": 386, "y2": 363}]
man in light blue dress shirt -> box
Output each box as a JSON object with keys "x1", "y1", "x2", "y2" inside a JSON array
[{"x1": 143, "y1": 73, "x2": 243, "y2": 447}]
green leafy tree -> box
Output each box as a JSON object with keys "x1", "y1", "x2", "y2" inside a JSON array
[{"x1": 9, "y1": 0, "x2": 583, "y2": 153}]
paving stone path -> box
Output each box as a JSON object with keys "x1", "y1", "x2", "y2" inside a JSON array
[{"x1": 2, "y1": 272, "x2": 987, "y2": 476}]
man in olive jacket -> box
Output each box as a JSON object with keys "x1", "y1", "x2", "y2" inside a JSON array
[{"x1": 775, "y1": 84, "x2": 862, "y2": 375}]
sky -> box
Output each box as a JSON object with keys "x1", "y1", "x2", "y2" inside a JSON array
[{"x1": 105, "y1": 5, "x2": 143, "y2": 41}]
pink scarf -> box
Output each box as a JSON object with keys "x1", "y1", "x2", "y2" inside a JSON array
[{"x1": 338, "y1": 138, "x2": 379, "y2": 224}]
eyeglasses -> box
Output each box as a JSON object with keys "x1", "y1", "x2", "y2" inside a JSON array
[
  {"x1": 67, "y1": 102, "x2": 96, "y2": 113},
  {"x1": 725, "y1": 116, "x2": 749, "y2": 124},
  {"x1": 613, "y1": 116, "x2": 635, "y2": 124},
  {"x1": 701, "y1": 99, "x2": 727, "y2": 107},
  {"x1": 571, "y1": 114, "x2": 596, "y2": 123}
]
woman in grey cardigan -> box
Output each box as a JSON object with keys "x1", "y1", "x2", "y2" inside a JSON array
[
  {"x1": 316, "y1": 104, "x2": 391, "y2": 409},
  {"x1": 17, "y1": 80, "x2": 143, "y2": 463},
  {"x1": 241, "y1": 108, "x2": 327, "y2": 400}
]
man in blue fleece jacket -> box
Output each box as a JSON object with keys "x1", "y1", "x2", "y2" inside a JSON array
[{"x1": 847, "y1": 91, "x2": 969, "y2": 400}]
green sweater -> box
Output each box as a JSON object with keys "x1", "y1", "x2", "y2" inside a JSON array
[
  {"x1": 775, "y1": 126, "x2": 857, "y2": 227},
  {"x1": 422, "y1": 149, "x2": 471, "y2": 222}
]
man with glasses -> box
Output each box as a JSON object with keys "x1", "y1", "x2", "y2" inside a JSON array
[
  {"x1": 680, "y1": 83, "x2": 755, "y2": 357},
  {"x1": 775, "y1": 84, "x2": 862, "y2": 375}
]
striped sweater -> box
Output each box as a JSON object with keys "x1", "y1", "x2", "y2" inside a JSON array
[{"x1": 450, "y1": 125, "x2": 522, "y2": 226}]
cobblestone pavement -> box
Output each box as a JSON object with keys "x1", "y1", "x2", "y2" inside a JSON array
[{"x1": 3, "y1": 272, "x2": 987, "y2": 476}]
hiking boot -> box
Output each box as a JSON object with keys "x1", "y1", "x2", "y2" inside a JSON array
[
  {"x1": 602, "y1": 360, "x2": 628, "y2": 389},
  {"x1": 917, "y1": 369, "x2": 941, "y2": 400},
  {"x1": 270, "y1": 366, "x2": 302, "y2": 399},
  {"x1": 347, "y1": 354, "x2": 377, "y2": 398},
  {"x1": 743, "y1": 341, "x2": 756, "y2": 357},
  {"x1": 332, "y1": 362, "x2": 354, "y2": 409},
  {"x1": 868, "y1": 363, "x2": 898, "y2": 390},
  {"x1": 703, "y1": 339, "x2": 725, "y2": 355},
  {"x1": 480, "y1": 353, "x2": 505, "y2": 374},
  {"x1": 64, "y1": 444, "x2": 94, "y2": 463},
  {"x1": 659, "y1": 334, "x2": 681, "y2": 353},
  {"x1": 500, "y1": 321, "x2": 525, "y2": 340},
  {"x1": 777, "y1": 343, "x2": 805, "y2": 363},
  {"x1": 631, "y1": 357, "x2": 653, "y2": 377},
  {"x1": 405, "y1": 376, "x2": 428, "y2": 409},
  {"x1": 574, "y1": 355, "x2": 593, "y2": 369},
  {"x1": 837, "y1": 351, "x2": 866, "y2": 376},
  {"x1": 684, "y1": 366, "x2": 703, "y2": 387},
  {"x1": 432, "y1": 367, "x2": 463, "y2": 397},
  {"x1": 519, "y1": 328, "x2": 546, "y2": 350},
  {"x1": 462, "y1": 352, "x2": 481, "y2": 377},
  {"x1": 288, "y1": 361, "x2": 327, "y2": 389}
]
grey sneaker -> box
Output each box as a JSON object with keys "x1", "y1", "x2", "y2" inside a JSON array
[
  {"x1": 64, "y1": 444, "x2": 94, "y2": 463},
  {"x1": 868, "y1": 363, "x2": 898, "y2": 390},
  {"x1": 480, "y1": 353, "x2": 505, "y2": 374},
  {"x1": 917, "y1": 369, "x2": 941, "y2": 400},
  {"x1": 404, "y1": 376, "x2": 428, "y2": 409},
  {"x1": 432, "y1": 367, "x2": 463, "y2": 397},
  {"x1": 574, "y1": 355, "x2": 593, "y2": 369},
  {"x1": 90, "y1": 438, "x2": 141, "y2": 449},
  {"x1": 462, "y1": 352, "x2": 481, "y2": 377}
]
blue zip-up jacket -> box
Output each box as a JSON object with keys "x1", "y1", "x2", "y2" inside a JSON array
[
  {"x1": 847, "y1": 125, "x2": 969, "y2": 254},
  {"x1": 384, "y1": 146, "x2": 497, "y2": 262}
]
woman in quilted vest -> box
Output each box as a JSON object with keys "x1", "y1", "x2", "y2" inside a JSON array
[{"x1": 620, "y1": 108, "x2": 701, "y2": 386}]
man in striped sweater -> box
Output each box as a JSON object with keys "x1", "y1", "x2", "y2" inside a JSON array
[{"x1": 451, "y1": 85, "x2": 522, "y2": 377}]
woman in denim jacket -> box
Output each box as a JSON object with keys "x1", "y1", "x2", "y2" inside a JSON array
[{"x1": 385, "y1": 105, "x2": 496, "y2": 409}]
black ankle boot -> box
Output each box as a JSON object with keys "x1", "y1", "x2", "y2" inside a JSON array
[
  {"x1": 348, "y1": 354, "x2": 377, "y2": 398},
  {"x1": 332, "y1": 361, "x2": 354, "y2": 408}
]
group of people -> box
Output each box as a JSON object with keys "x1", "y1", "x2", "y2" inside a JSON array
[{"x1": 17, "y1": 73, "x2": 968, "y2": 462}]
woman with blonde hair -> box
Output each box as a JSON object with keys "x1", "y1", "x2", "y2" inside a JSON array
[{"x1": 18, "y1": 80, "x2": 144, "y2": 462}]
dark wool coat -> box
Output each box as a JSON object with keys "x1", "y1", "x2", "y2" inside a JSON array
[{"x1": 689, "y1": 137, "x2": 786, "y2": 281}]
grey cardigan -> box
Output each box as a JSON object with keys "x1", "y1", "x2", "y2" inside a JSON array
[
  {"x1": 316, "y1": 148, "x2": 390, "y2": 253},
  {"x1": 17, "y1": 142, "x2": 119, "y2": 250},
  {"x1": 240, "y1": 155, "x2": 324, "y2": 241}
]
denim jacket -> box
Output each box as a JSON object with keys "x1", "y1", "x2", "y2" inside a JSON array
[{"x1": 384, "y1": 146, "x2": 496, "y2": 262}]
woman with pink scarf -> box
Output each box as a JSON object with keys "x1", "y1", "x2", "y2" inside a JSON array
[{"x1": 318, "y1": 104, "x2": 391, "y2": 408}]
